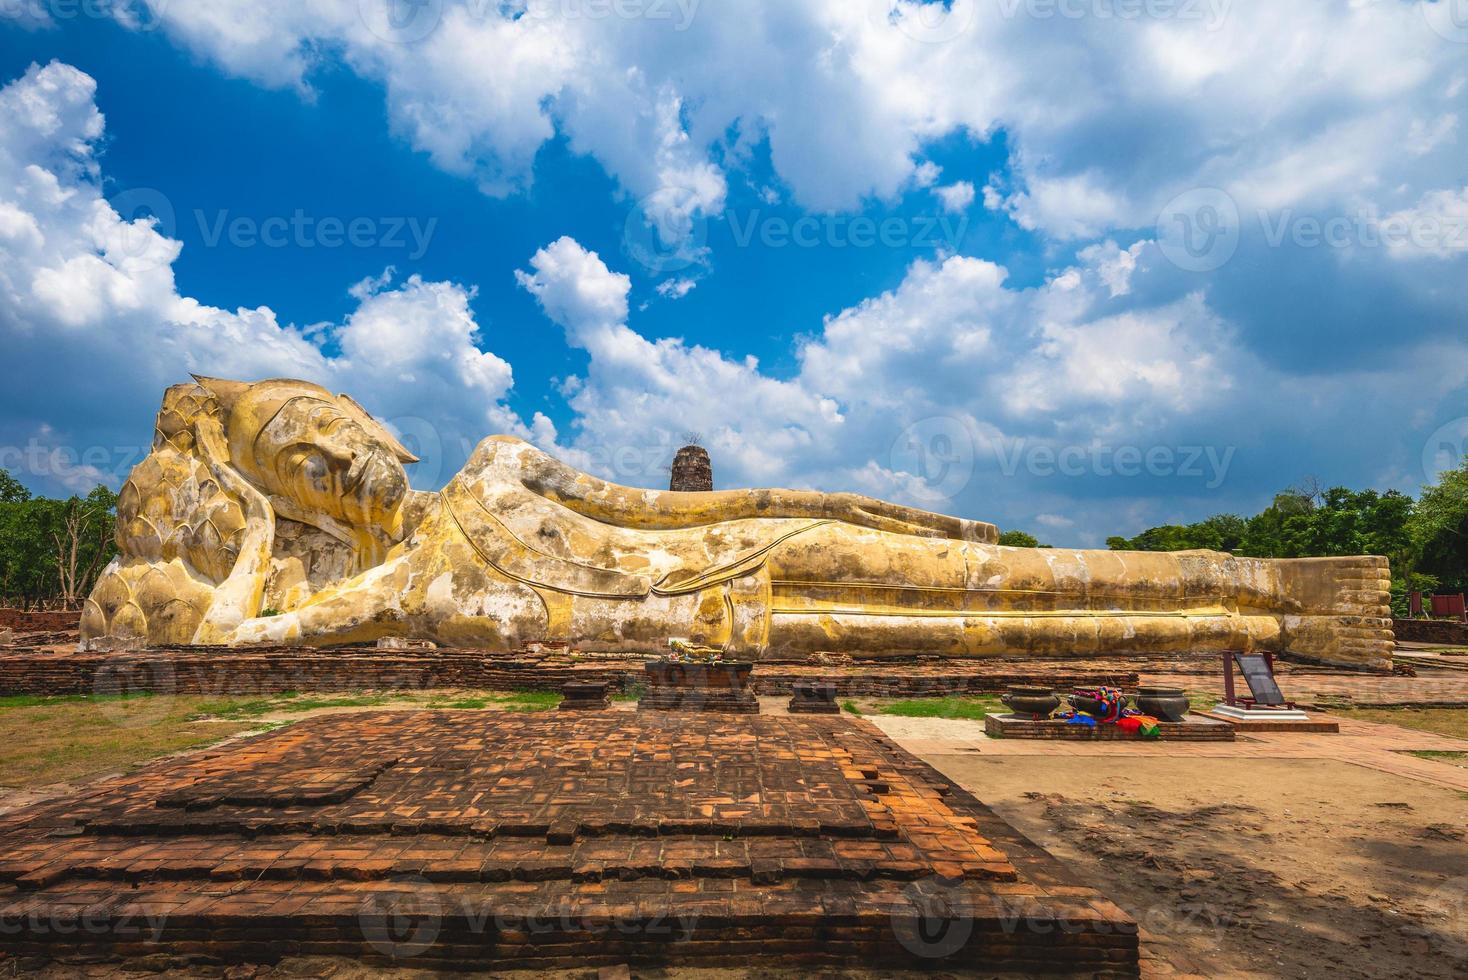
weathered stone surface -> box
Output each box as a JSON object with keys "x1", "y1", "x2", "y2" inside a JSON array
[{"x1": 80, "y1": 377, "x2": 1393, "y2": 670}]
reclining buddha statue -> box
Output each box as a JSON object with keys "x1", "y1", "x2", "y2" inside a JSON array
[{"x1": 81, "y1": 377, "x2": 1394, "y2": 669}]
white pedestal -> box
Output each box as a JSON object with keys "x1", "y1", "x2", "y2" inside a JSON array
[{"x1": 1210, "y1": 703, "x2": 1311, "y2": 722}]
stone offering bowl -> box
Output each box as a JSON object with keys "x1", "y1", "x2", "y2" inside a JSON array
[
  {"x1": 1133, "y1": 686, "x2": 1190, "y2": 723},
  {"x1": 1000, "y1": 687, "x2": 1061, "y2": 719}
]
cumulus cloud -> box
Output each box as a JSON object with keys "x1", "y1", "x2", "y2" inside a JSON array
[
  {"x1": 1379, "y1": 186, "x2": 1468, "y2": 260},
  {"x1": 933, "y1": 181, "x2": 975, "y2": 213},
  {"x1": 512, "y1": 227, "x2": 1468, "y2": 543},
  {"x1": 108, "y1": 0, "x2": 1468, "y2": 248},
  {"x1": 0, "y1": 61, "x2": 545, "y2": 491}
]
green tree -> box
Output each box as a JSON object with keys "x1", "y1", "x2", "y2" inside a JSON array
[
  {"x1": 998, "y1": 531, "x2": 1056, "y2": 548},
  {"x1": 0, "y1": 469, "x2": 30, "y2": 503},
  {"x1": 1410, "y1": 463, "x2": 1468, "y2": 593},
  {"x1": 0, "y1": 479, "x2": 118, "y2": 608}
]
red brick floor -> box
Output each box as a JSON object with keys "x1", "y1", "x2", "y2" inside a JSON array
[{"x1": 0, "y1": 711, "x2": 1138, "y2": 974}]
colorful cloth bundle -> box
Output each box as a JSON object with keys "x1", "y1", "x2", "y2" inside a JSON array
[
  {"x1": 1116, "y1": 714, "x2": 1162, "y2": 739},
  {"x1": 1071, "y1": 686, "x2": 1127, "y2": 723},
  {"x1": 1062, "y1": 687, "x2": 1163, "y2": 738}
]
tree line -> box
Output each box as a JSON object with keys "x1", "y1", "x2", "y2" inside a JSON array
[
  {"x1": 0, "y1": 470, "x2": 118, "y2": 609},
  {"x1": 1008, "y1": 460, "x2": 1468, "y2": 618}
]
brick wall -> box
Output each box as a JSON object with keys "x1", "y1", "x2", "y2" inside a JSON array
[
  {"x1": 0, "y1": 646, "x2": 1140, "y2": 699},
  {"x1": 0, "y1": 609, "x2": 80, "y2": 631},
  {"x1": 1393, "y1": 618, "x2": 1468, "y2": 645}
]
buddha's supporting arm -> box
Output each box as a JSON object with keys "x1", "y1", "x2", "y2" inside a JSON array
[
  {"x1": 499, "y1": 438, "x2": 998, "y2": 543},
  {"x1": 190, "y1": 417, "x2": 275, "y2": 644}
]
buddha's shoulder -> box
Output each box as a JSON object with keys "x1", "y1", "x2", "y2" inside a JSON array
[{"x1": 452, "y1": 435, "x2": 569, "y2": 487}]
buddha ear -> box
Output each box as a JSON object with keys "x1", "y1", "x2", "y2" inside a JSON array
[
  {"x1": 337, "y1": 393, "x2": 421, "y2": 464},
  {"x1": 190, "y1": 375, "x2": 251, "y2": 418}
]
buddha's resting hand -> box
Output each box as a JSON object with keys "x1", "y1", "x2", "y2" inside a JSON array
[{"x1": 222, "y1": 612, "x2": 303, "y2": 647}]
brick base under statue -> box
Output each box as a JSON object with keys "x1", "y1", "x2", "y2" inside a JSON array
[{"x1": 638, "y1": 660, "x2": 760, "y2": 714}]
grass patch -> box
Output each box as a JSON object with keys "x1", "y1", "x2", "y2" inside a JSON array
[
  {"x1": 612, "y1": 683, "x2": 644, "y2": 703},
  {"x1": 431, "y1": 697, "x2": 491, "y2": 709},
  {"x1": 1333, "y1": 707, "x2": 1468, "y2": 740},
  {"x1": 1188, "y1": 691, "x2": 1221, "y2": 711},
  {"x1": 494, "y1": 690, "x2": 561, "y2": 712},
  {"x1": 878, "y1": 697, "x2": 1003, "y2": 721},
  {"x1": 1409, "y1": 750, "x2": 1468, "y2": 769},
  {"x1": 840, "y1": 700, "x2": 863, "y2": 716},
  {"x1": 0, "y1": 694, "x2": 266, "y2": 789}
]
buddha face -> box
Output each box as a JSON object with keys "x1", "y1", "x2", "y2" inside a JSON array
[
  {"x1": 198, "y1": 378, "x2": 418, "y2": 564},
  {"x1": 252, "y1": 394, "x2": 411, "y2": 536}
]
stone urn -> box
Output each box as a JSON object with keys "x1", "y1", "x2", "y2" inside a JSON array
[
  {"x1": 1067, "y1": 691, "x2": 1109, "y2": 718},
  {"x1": 1133, "y1": 686, "x2": 1190, "y2": 723},
  {"x1": 1000, "y1": 687, "x2": 1060, "y2": 719}
]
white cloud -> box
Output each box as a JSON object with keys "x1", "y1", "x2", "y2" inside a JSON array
[
  {"x1": 1379, "y1": 186, "x2": 1468, "y2": 260},
  {"x1": 113, "y1": 0, "x2": 1468, "y2": 243},
  {"x1": 0, "y1": 61, "x2": 542, "y2": 490},
  {"x1": 516, "y1": 233, "x2": 1246, "y2": 514},
  {"x1": 655, "y1": 277, "x2": 698, "y2": 300},
  {"x1": 933, "y1": 180, "x2": 975, "y2": 213}
]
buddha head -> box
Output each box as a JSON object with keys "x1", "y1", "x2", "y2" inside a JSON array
[{"x1": 194, "y1": 376, "x2": 418, "y2": 563}]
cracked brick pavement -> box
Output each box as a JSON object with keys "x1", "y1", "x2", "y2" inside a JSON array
[{"x1": 0, "y1": 711, "x2": 1137, "y2": 974}]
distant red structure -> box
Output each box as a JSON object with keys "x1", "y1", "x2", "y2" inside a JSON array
[{"x1": 1430, "y1": 593, "x2": 1468, "y2": 623}]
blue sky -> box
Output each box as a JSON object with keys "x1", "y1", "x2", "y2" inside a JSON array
[{"x1": 1, "y1": 1, "x2": 1466, "y2": 547}]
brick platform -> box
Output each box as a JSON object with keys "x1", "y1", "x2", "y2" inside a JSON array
[
  {"x1": 984, "y1": 713, "x2": 1236, "y2": 741},
  {"x1": 0, "y1": 712, "x2": 1137, "y2": 973}
]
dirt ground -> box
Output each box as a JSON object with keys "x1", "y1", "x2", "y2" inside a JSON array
[
  {"x1": 6, "y1": 694, "x2": 1468, "y2": 979},
  {"x1": 925, "y1": 753, "x2": 1468, "y2": 979}
]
